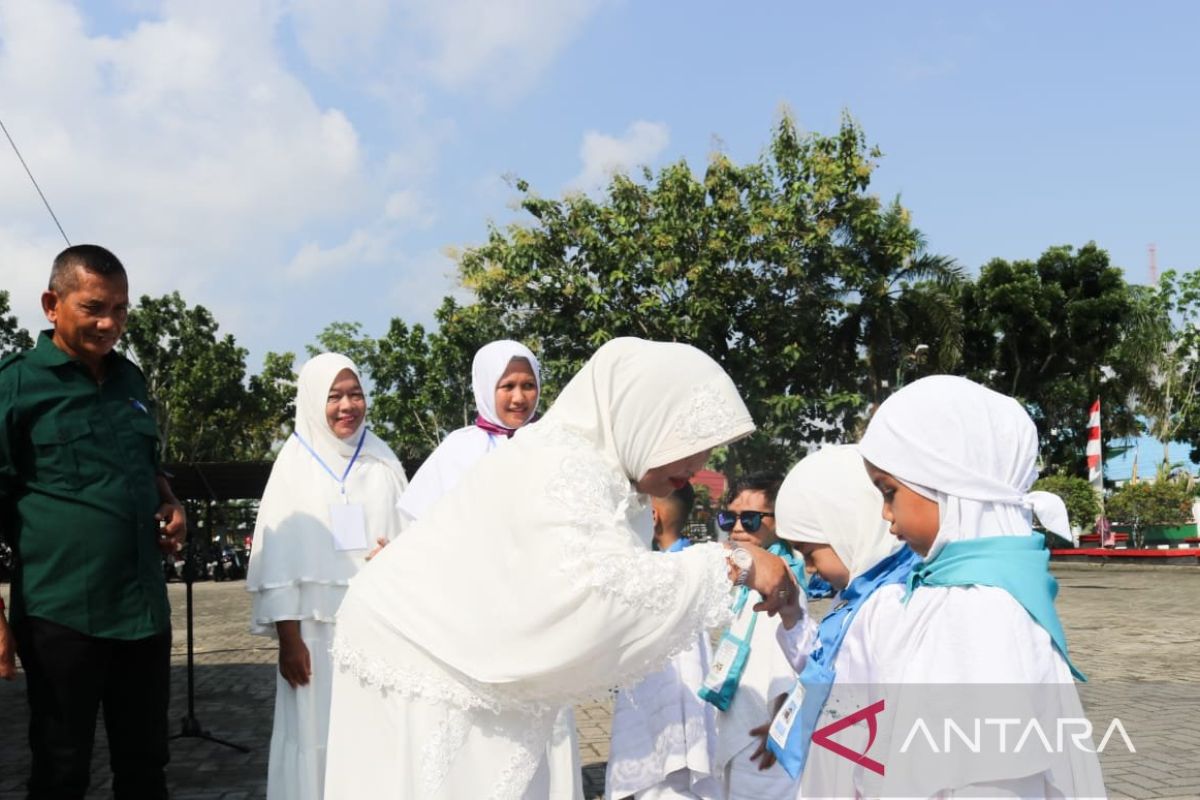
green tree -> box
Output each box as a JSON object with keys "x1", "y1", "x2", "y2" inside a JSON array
[
  {"x1": 456, "y1": 113, "x2": 936, "y2": 473},
  {"x1": 0, "y1": 290, "x2": 34, "y2": 356},
  {"x1": 121, "y1": 292, "x2": 294, "y2": 462},
  {"x1": 1117, "y1": 270, "x2": 1200, "y2": 467},
  {"x1": 1105, "y1": 472, "x2": 1195, "y2": 534},
  {"x1": 960, "y1": 243, "x2": 1136, "y2": 474}
]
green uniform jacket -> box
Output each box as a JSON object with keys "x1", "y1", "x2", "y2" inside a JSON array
[{"x1": 0, "y1": 331, "x2": 170, "y2": 639}]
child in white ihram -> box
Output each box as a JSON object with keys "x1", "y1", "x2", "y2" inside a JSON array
[
  {"x1": 851, "y1": 375, "x2": 1106, "y2": 798},
  {"x1": 754, "y1": 444, "x2": 919, "y2": 799}
]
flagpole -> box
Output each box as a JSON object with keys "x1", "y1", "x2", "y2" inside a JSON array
[{"x1": 1086, "y1": 398, "x2": 1106, "y2": 547}]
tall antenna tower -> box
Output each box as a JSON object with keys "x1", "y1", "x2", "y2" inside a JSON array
[{"x1": 1149, "y1": 243, "x2": 1158, "y2": 285}]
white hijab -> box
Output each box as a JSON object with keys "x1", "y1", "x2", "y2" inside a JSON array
[
  {"x1": 396, "y1": 340, "x2": 541, "y2": 522},
  {"x1": 775, "y1": 444, "x2": 900, "y2": 582},
  {"x1": 472, "y1": 339, "x2": 541, "y2": 428},
  {"x1": 536, "y1": 338, "x2": 754, "y2": 478},
  {"x1": 338, "y1": 337, "x2": 755, "y2": 711},
  {"x1": 858, "y1": 375, "x2": 1070, "y2": 558},
  {"x1": 245, "y1": 353, "x2": 408, "y2": 633}
]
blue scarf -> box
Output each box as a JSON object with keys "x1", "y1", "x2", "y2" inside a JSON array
[
  {"x1": 904, "y1": 533, "x2": 1085, "y2": 681},
  {"x1": 768, "y1": 545, "x2": 920, "y2": 778}
]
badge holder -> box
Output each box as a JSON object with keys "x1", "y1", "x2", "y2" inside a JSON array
[{"x1": 698, "y1": 586, "x2": 759, "y2": 711}]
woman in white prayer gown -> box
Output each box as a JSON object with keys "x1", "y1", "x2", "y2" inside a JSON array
[
  {"x1": 396, "y1": 340, "x2": 584, "y2": 800},
  {"x1": 244, "y1": 353, "x2": 409, "y2": 800},
  {"x1": 323, "y1": 337, "x2": 798, "y2": 800},
  {"x1": 853, "y1": 376, "x2": 1107, "y2": 799}
]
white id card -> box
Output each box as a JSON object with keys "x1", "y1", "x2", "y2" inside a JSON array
[
  {"x1": 703, "y1": 637, "x2": 740, "y2": 692},
  {"x1": 769, "y1": 681, "x2": 805, "y2": 749},
  {"x1": 329, "y1": 503, "x2": 369, "y2": 551}
]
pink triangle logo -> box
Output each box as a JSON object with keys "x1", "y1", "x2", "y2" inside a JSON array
[{"x1": 811, "y1": 699, "x2": 886, "y2": 775}]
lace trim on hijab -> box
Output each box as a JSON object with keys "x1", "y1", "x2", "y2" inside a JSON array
[
  {"x1": 330, "y1": 640, "x2": 510, "y2": 713},
  {"x1": 673, "y1": 383, "x2": 743, "y2": 445}
]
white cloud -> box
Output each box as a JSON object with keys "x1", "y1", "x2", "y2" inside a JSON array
[
  {"x1": 0, "y1": 0, "x2": 606, "y2": 358},
  {"x1": 289, "y1": 0, "x2": 609, "y2": 101},
  {"x1": 569, "y1": 120, "x2": 670, "y2": 192},
  {"x1": 0, "y1": 0, "x2": 407, "y2": 342}
]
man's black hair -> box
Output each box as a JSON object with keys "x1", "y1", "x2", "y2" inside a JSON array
[
  {"x1": 724, "y1": 472, "x2": 784, "y2": 507},
  {"x1": 49, "y1": 244, "x2": 127, "y2": 294}
]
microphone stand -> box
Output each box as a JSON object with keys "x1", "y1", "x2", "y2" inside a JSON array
[{"x1": 169, "y1": 500, "x2": 249, "y2": 753}]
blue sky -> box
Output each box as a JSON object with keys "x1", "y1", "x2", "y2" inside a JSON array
[{"x1": 2, "y1": 0, "x2": 1198, "y2": 373}]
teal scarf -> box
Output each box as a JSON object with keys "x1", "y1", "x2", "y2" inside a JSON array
[{"x1": 904, "y1": 534, "x2": 1085, "y2": 681}]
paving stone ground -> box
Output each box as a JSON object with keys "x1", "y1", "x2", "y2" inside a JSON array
[{"x1": 2, "y1": 562, "x2": 1198, "y2": 798}]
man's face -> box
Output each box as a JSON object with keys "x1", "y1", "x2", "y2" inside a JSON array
[{"x1": 42, "y1": 267, "x2": 129, "y2": 369}]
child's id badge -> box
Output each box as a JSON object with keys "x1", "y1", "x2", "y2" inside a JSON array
[
  {"x1": 704, "y1": 637, "x2": 741, "y2": 692},
  {"x1": 329, "y1": 503, "x2": 368, "y2": 551},
  {"x1": 770, "y1": 680, "x2": 805, "y2": 749}
]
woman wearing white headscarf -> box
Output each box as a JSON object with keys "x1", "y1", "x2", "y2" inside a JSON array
[
  {"x1": 245, "y1": 353, "x2": 409, "y2": 800},
  {"x1": 851, "y1": 375, "x2": 1105, "y2": 798},
  {"x1": 397, "y1": 339, "x2": 540, "y2": 523},
  {"x1": 396, "y1": 340, "x2": 583, "y2": 800},
  {"x1": 323, "y1": 338, "x2": 797, "y2": 800},
  {"x1": 759, "y1": 445, "x2": 917, "y2": 798}
]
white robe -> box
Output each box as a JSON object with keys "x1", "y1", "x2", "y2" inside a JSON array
[
  {"x1": 606, "y1": 633, "x2": 722, "y2": 800},
  {"x1": 856, "y1": 583, "x2": 1107, "y2": 799},
  {"x1": 325, "y1": 338, "x2": 756, "y2": 800}
]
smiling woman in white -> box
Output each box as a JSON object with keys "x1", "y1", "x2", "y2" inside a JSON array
[
  {"x1": 244, "y1": 353, "x2": 408, "y2": 800},
  {"x1": 323, "y1": 338, "x2": 773, "y2": 800},
  {"x1": 396, "y1": 339, "x2": 540, "y2": 523}
]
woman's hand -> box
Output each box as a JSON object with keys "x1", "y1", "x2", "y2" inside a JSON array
[
  {"x1": 365, "y1": 537, "x2": 388, "y2": 562},
  {"x1": 743, "y1": 547, "x2": 795, "y2": 616},
  {"x1": 276, "y1": 621, "x2": 311, "y2": 688}
]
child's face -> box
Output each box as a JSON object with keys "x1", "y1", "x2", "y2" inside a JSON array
[
  {"x1": 726, "y1": 489, "x2": 779, "y2": 548},
  {"x1": 796, "y1": 542, "x2": 850, "y2": 591},
  {"x1": 863, "y1": 460, "x2": 940, "y2": 556}
]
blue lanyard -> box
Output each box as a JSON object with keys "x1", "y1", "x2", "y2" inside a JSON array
[{"x1": 292, "y1": 430, "x2": 366, "y2": 501}]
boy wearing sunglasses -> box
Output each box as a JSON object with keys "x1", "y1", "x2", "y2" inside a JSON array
[{"x1": 708, "y1": 474, "x2": 805, "y2": 799}]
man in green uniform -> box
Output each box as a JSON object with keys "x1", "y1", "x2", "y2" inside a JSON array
[{"x1": 0, "y1": 244, "x2": 187, "y2": 799}]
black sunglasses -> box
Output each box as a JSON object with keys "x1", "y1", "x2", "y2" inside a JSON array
[{"x1": 716, "y1": 510, "x2": 775, "y2": 533}]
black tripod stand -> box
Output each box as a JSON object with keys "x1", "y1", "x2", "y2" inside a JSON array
[{"x1": 168, "y1": 536, "x2": 249, "y2": 752}]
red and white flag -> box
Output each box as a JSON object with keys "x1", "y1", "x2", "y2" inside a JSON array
[{"x1": 1086, "y1": 399, "x2": 1102, "y2": 489}]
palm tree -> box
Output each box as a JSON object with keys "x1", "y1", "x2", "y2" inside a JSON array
[{"x1": 835, "y1": 200, "x2": 964, "y2": 405}]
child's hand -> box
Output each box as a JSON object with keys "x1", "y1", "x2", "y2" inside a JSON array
[{"x1": 749, "y1": 692, "x2": 789, "y2": 770}]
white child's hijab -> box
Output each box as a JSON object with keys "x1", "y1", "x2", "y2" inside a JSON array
[
  {"x1": 471, "y1": 339, "x2": 541, "y2": 428},
  {"x1": 858, "y1": 375, "x2": 1070, "y2": 559},
  {"x1": 775, "y1": 445, "x2": 900, "y2": 582}
]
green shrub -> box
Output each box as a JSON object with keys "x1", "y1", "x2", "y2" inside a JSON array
[{"x1": 1105, "y1": 477, "x2": 1194, "y2": 526}]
